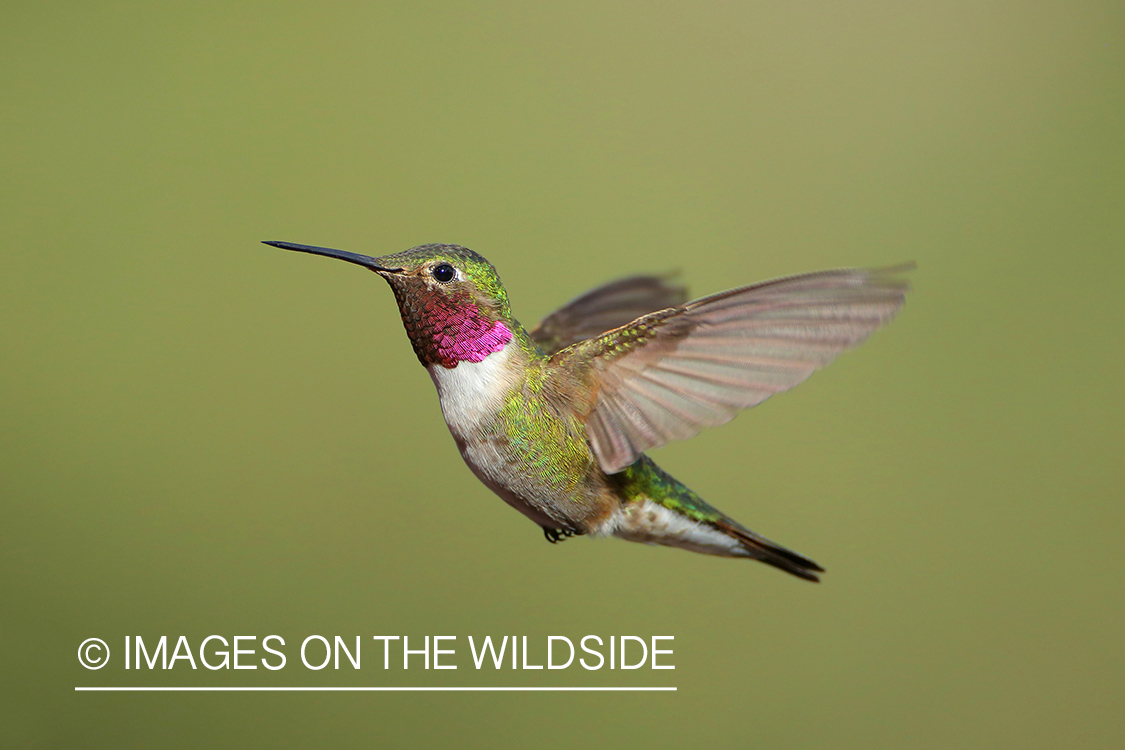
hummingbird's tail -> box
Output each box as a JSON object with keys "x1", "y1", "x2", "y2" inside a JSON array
[{"x1": 607, "y1": 455, "x2": 825, "y2": 581}]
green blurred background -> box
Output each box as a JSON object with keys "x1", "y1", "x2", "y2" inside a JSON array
[{"x1": 2, "y1": 1, "x2": 1122, "y2": 747}]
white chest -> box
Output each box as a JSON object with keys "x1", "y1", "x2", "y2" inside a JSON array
[{"x1": 427, "y1": 344, "x2": 515, "y2": 440}]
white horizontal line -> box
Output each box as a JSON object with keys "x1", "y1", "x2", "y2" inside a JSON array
[{"x1": 75, "y1": 686, "x2": 676, "y2": 692}]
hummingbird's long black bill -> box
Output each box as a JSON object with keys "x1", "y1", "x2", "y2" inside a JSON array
[{"x1": 263, "y1": 241, "x2": 403, "y2": 273}]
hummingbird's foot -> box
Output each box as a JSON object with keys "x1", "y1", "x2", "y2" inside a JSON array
[{"x1": 542, "y1": 527, "x2": 582, "y2": 544}]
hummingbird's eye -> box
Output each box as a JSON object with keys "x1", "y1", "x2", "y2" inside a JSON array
[{"x1": 431, "y1": 263, "x2": 456, "y2": 283}]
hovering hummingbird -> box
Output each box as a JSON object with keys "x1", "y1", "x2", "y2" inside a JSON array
[{"x1": 265, "y1": 240, "x2": 910, "y2": 581}]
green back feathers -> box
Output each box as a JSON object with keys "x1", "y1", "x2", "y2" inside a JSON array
[{"x1": 609, "y1": 455, "x2": 724, "y2": 525}]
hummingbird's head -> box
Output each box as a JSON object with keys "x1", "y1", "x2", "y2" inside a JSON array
[{"x1": 265, "y1": 241, "x2": 514, "y2": 369}]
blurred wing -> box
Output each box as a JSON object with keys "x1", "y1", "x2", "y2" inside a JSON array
[
  {"x1": 555, "y1": 265, "x2": 912, "y2": 473},
  {"x1": 530, "y1": 274, "x2": 688, "y2": 355}
]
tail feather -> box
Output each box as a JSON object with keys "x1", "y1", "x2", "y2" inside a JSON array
[{"x1": 715, "y1": 519, "x2": 825, "y2": 582}]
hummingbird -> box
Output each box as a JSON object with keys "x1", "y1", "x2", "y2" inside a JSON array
[{"x1": 265, "y1": 240, "x2": 910, "y2": 581}]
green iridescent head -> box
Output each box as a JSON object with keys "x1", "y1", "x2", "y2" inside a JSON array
[{"x1": 372, "y1": 243, "x2": 511, "y2": 317}]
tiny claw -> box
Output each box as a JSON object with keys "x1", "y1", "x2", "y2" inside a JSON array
[{"x1": 542, "y1": 527, "x2": 581, "y2": 544}]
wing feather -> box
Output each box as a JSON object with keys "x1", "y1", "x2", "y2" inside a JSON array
[
  {"x1": 554, "y1": 265, "x2": 911, "y2": 473},
  {"x1": 530, "y1": 274, "x2": 688, "y2": 354}
]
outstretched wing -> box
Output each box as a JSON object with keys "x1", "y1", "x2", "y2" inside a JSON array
[
  {"x1": 530, "y1": 274, "x2": 688, "y2": 355},
  {"x1": 553, "y1": 265, "x2": 912, "y2": 473}
]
